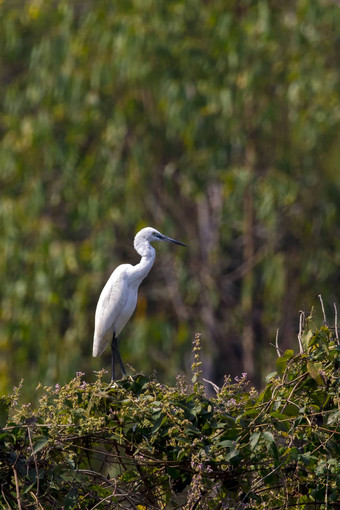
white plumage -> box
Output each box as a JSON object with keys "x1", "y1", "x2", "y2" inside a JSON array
[{"x1": 93, "y1": 227, "x2": 186, "y2": 379}]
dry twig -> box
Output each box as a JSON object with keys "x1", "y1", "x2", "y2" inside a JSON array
[
  {"x1": 27, "y1": 426, "x2": 40, "y2": 501},
  {"x1": 334, "y1": 302, "x2": 339, "y2": 345},
  {"x1": 12, "y1": 466, "x2": 22, "y2": 510},
  {"x1": 1, "y1": 485, "x2": 12, "y2": 510},
  {"x1": 275, "y1": 329, "x2": 280, "y2": 357},
  {"x1": 318, "y1": 294, "x2": 327, "y2": 324},
  {"x1": 297, "y1": 311, "x2": 304, "y2": 354},
  {"x1": 203, "y1": 378, "x2": 220, "y2": 393}
]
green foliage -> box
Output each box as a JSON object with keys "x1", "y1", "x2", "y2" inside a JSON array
[{"x1": 1, "y1": 325, "x2": 339, "y2": 509}]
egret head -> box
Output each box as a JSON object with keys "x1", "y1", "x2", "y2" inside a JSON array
[{"x1": 134, "y1": 227, "x2": 186, "y2": 256}]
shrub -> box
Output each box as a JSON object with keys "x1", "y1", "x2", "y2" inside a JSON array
[{"x1": 0, "y1": 325, "x2": 339, "y2": 509}]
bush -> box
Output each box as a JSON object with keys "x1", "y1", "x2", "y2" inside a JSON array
[{"x1": 0, "y1": 326, "x2": 339, "y2": 509}]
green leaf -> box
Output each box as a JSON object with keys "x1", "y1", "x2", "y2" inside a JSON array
[
  {"x1": 276, "y1": 356, "x2": 287, "y2": 377},
  {"x1": 167, "y1": 467, "x2": 180, "y2": 480},
  {"x1": 152, "y1": 415, "x2": 167, "y2": 434},
  {"x1": 307, "y1": 360, "x2": 325, "y2": 386},
  {"x1": 22, "y1": 482, "x2": 36, "y2": 495},
  {"x1": 301, "y1": 330, "x2": 313, "y2": 351},
  {"x1": 276, "y1": 350, "x2": 295, "y2": 376},
  {"x1": 282, "y1": 403, "x2": 299, "y2": 417},
  {"x1": 33, "y1": 436, "x2": 49, "y2": 454},
  {"x1": 262, "y1": 431, "x2": 274, "y2": 445},
  {"x1": 315, "y1": 460, "x2": 327, "y2": 476},
  {"x1": 258, "y1": 383, "x2": 273, "y2": 402},
  {"x1": 0, "y1": 432, "x2": 11, "y2": 442},
  {"x1": 134, "y1": 374, "x2": 149, "y2": 387},
  {"x1": 283, "y1": 349, "x2": 294, "y2": 359},
  {"x1": 184, "y1": 425, "x2": 200, "y2": 436},
  {"x1": 64, "y1": 488, "x2": 78, "y2": 510},
  {"x1": 218, "y1": 439, "x2": 235, "y2": 448},
  {"x1": 327, "y1": 410, "x2": 340, "y2": 426},
  {"x1": 270, "y1": 410, "x2": 290, "y2": 430},
  {"x1": 238, "y1": 408, "x2": 259, "y2": 420},
  {"x1": 120, "y1": 470, "x2": 138, "y2": 483},
  {"x1": 216, "y1": 427, "x2": 239, "y2": 440},
  {"x1": 264, "y1": 371, "x2": 277, "y2": 383},
  {"x1": 269, "y1": 441, "x2": 279, "y2": 462},
  {"x1": 225, "y1": 447, "x2": 240, "y2": 463},
  {"x1": 249, "y1": 431, "x2": 261, "y2": 450},
  {"x1": 299, "y1": 452, "x2": 312, "y2": 465}
]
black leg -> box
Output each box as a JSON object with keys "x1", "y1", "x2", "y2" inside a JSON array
[
  {"x1": 111, "y1": 333, "x2": 116, "y2": 381},
  {"x1": 111, "y1": 332, "x2": 126, "y2": 380},
  {"x1": 113, "y1": 336, "x2": 126, "y2": 377}
]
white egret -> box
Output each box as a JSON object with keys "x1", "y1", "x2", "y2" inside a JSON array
[{"x1": 93, "y1": 227, "x2": 186, "y2": 380}]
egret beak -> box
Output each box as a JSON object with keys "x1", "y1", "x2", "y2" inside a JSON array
[{"x1": 162, "y1": 235, "x2": 187, "y2": 247}]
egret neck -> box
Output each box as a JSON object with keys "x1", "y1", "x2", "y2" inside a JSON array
[{"x1": 132, "y1": 234, "x2": 156, "y2": 284}]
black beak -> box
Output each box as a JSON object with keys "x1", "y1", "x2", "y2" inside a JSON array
[{"x1": 162, "y1": 235, "x2": 187, "y2": 247}]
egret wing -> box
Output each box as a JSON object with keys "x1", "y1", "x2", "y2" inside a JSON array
[{"x1": 93, "y1": 266, "x2": 129, "y2": 357}]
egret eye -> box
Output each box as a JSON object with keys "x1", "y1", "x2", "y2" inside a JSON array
[{"x1": 152, "y1": 232, "x2": 163, "y2": 240}]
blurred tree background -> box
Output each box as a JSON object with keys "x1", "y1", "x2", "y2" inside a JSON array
[{"x1": 1, "y1": 0, "x2": 340, "y2": 399}]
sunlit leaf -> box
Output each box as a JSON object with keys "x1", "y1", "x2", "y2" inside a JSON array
[{"x1": 307, "y1": 361, "x2": 326, "y2": 386}]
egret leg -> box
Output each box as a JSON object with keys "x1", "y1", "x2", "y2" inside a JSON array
[
  {"x1": 111, "y1": 334, "x2": 116, "y2": 381},
  {"x1": 111, "y1": 333, "x2": 126, "y2": 380},
  {"x1": 113, "y1": 336, "x2": 126, "y2": 377}
]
